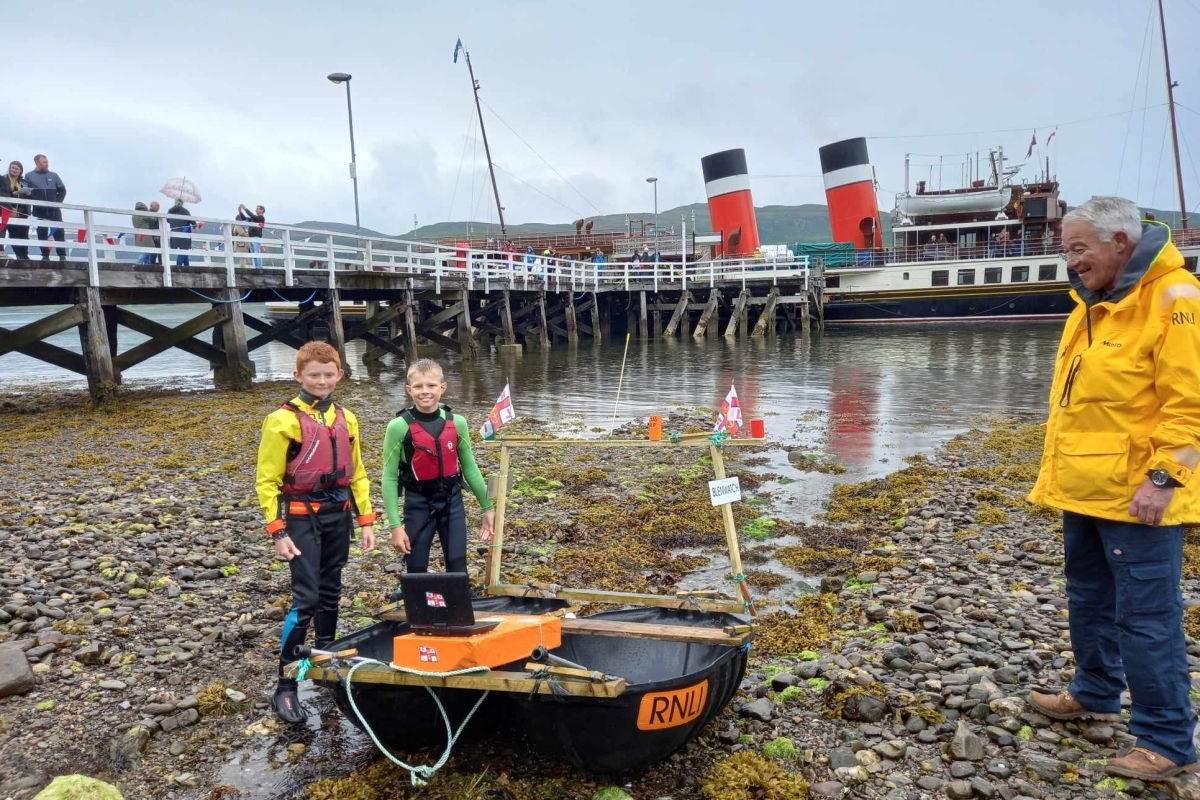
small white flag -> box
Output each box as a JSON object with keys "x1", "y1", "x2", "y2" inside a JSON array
[{"x1": 480, "y1": 384, "x2": 516, "y2": 440}]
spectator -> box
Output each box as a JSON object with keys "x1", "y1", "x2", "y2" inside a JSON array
[
  {"x1": 168, "y1": 200, "x2": 193, "y2": 267},
  {"x1": 131, "y1": 202, "x2": 157, "y2": 265},
  {"x1": 147, "y1": 201, "x2": 162, "y2": 264},
  {"x1": 998, "y1": 227, "x2": 1011, "y2": 257},
  {"x1": 238, "y1": 203, "x2": 266, "y2": 269},
  {"x1": 25, "y1": 154, "x2": 66, "y2": 261},
  {"x1": 0, "y1": 161, "x2": 32, "y2": 261}
]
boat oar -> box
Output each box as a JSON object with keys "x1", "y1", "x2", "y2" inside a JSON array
[
  {"x1": 608, "y1": 332, "x2": 632, "y2": 437},
  {"x1": 530, "y1": 645, "x2": 590, "y2": 672}
]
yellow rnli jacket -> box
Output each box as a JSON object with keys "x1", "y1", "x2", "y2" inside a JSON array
[
  {"x1": 1028, "y1": 222, "x2": 1200, "y2": 525},
  {"x1": 255, "y1": 396, "x2": 376, "y2": 536}
]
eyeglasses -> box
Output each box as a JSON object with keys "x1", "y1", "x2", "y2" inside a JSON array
[{"x1": 1058, "y1": 243, "x2": 1099, "y2": 263}]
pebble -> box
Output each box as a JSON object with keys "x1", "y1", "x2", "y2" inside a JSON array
[{"x1": 98, "y1": 680, "x2": 127, "y2": 691}]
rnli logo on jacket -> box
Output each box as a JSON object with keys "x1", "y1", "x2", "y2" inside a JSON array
[
  {"x1": 636, "y1": 680, "x2": 709, "y2": 730},
  {"x1": 447, "y1": 441, "x2": 455, "y2": 452},
  {"x1": 425, "y1": 591, "x2": 446, "y2": 608},
  {"x1": 1172, "y1": 311, "x2": 1196, "y2": 326},
  {"x1": 418, "y1": 646, "x2": 439, "y2": 663}
]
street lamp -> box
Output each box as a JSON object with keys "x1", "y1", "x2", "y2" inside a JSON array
[
  {"x1": 327, "y1": 72, "x2": 361, "y2": 232},
  {"x1": 646, "y1": 177, "x2": 658, "y2": 256}
]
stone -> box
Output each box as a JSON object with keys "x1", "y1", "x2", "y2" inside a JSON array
[
  {"x1": 986, "y1": 759, "x2": 1012, "y2": 779},
  {"x1": 109, "y1": 726, "x2": 151, "y2": 773},
  {"x1": 828, "y1": 747, "x2": 858, "y2": 770},
  {"x1": 833, "y1": 766, "x2": 869, "y2": 784},
  {"x1": 917, "y1": 776, "x2": 945, "y2": 792},
  {"x1": 949, "y1": 720, "x2": 986, "y2": 761},
  {"x1": 1081, "y1": 724, "x2": 1114, "y2": 743},
  {"x1": 741, "y1": 697, "x2": 773, "y2": 722},
  {"x1": 842, "y1": 693, "x2": 888, "y2": 723},
  {"x1": 989, "y1": 697, "x2": 1026, "y2": 717},
  {"x1": 98, "y1": 679, "x2": 127, "y2": 691},
  {"x1": 143, "y1": 703, "x2": 176, "y2": 715},
  {"x1": 820, "y1": 577, "x2": 845, "y2": 594},
  {"x1": 33, "y1": 776, "x2": 125, "y2": 800},
  {"x1": 992, "y1": 666, "x2": 1021, "y2": 684},
  {"x1": 1024, "y1": 755, "x2": 1060, "y2": 782},
  {"x1": 716, "y1": 726, "x2": 740, "y2": 745},
  {"x1": 947, "y1": 779, "x2": 974, "y2": 800},
  {"x1": 950, "y1": 762, "x2": 976, "y2": 778},
  {"x1": 0, "y1": 647, "x2": 36, "y2": 697},
  {"x1": 969, "y1": 777, "x2": 997, "y2": 798},
  {"x1": 810, "y1": 781, "x2": 845, "y2": 799},
  {"x1": 873, "y1": 740, "x2": 907, "y2": 760},
  {"x1": 225, "y1": 688, "x2": 247, "y2": 704},
  {"x1": 795, "y1": 661, "x2": 821, "y2": 680},
  {"x1": 75, "y1": 642, "x2": 101, "y2": 665}
]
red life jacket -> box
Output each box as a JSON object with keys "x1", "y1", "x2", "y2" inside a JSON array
[
  {"x1": 281, "y1": 402, "x2": 353, "y2": 496},
  {"x1": 399, "y1": 408, "x2": 461, "y2": 495}
]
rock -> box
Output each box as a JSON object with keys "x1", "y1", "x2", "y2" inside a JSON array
[
  {"x1": 833, "y1": 766, "x2": 869, "y2": 784},
  {"x1": 866, "y1": 604, "x2": 887, "y2": 621},
  {"x1": 225, "y1": 688, "x2": 247, "y2": 703},
  {"x1": 160, "y1": 708, "x2": 199, "y2": 732},
  {"x1": 873, "y1": 740, "x2": 907, "y2": 760},
  {"x1": 842, "y1": 693, "x2": 888, "y2": 723},
  {"x1": 143, "y1": 703, "x2": 175, "y2": 715},
  {"x1": 949, "y1": 721, "x2": 986, "y2": 761},
  {"x1": 992, "y1": 666, "x2": 1021, "y2": 684},
  {"x1": 771, "y1": 673, "x2": 798, "y2": 691},
  {"x1": 795, "y1": 661, "x2": 821, "y2": 680},
  {"x1": 0, "y1": 647, "x2": 36, "y2": 697},
  {"x1": 950, "y1": 762, "x2": 976, "y2": 778},
  {"x1": 946, "y1": 779, "x2": 974, "y2": 800},
  {"x1": 1170, "y1": 773, "x2": 1200, "y2": 800},
  {"x1": 917, "y1": 777, "x2": 945, "y2": 792},
  {"x1": 98, "y1": 680, "x2": 127, "y2": 691},
  {"x1": 820, "y1": 577, "x2": 845, "y2": 594},
  {"x1": 989, "y1": 697, "x2": 1026, "y2": 717},
  {"x1": 716, "y1": 726, "x2": 740, "y2": 745},
  {"x1": 1081, "y1": 724, "x2": 1114, "y2": 743},
  {"x1": 828, "y1": 747, "x2": 858, "y2": 770},
  {"x1": 109, "y1": 726, "x2": 151, "y2": 773},
  {"x1": 970, "y1": 777, "x2": 997, "y2": 798},
  {"x1": 591, "y1": 789, "x2": 633, "y2": 800},
  {"x1": 1024, "y1": 755, "x2": 1060, "y2": 782},
  {"x1": 75, "y1": 643, "x2": 101, "y2": 665},
  {"x1": 810, "y1": 781, "x2": 845, "y2": 798},
  {"x1": 33, "y1": 775, "x2": 125, "y2": 800},
  {"x1": 741, "y1": 697, "x2": 773, "y2": 722},
  {"x1": 986, "y1": 759, "x2": 1013, "y2": 779}
]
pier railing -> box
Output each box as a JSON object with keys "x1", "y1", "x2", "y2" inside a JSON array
[{"x1": 0, "y1": 200, "x2": 810, "y2": 292}]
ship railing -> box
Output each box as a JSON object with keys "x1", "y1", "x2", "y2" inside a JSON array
[{"x1": 0, "y1": 200, "x2": 812, "y2": 294}]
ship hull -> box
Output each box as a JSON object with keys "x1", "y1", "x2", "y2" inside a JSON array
[{"x1": 823, "y1": 283, "x2": 1072, "y2": 324}]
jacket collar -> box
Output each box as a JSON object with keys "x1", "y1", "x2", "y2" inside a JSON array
[
  {"x1": 295, "y1": 390, "x2": 334, "y2": 413},
  {"x1": 1068, "y1": 221, "x2": 1176, "y2": 307}
]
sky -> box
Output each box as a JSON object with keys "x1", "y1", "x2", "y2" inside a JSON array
[{"x1": 6, "y1": 0, "x2": 1200, "y2": 237}]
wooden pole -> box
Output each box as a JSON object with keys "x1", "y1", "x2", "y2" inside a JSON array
[
  {"x1": 536, "y1": 290, "x2": 550, "y2": 349},
  {"x1": 485, "y1": 444, "x2": 511, "y2": 589},
  {"x1": 663, "y1": 291, "x2": 692, "y2": 337},
  {"x1": 638, "y1": 290, "x2": 649, "y2": 339},
  {"x1": 1158, "y1": 0, "x2": 1189, "y2": 229},
  {"x1": 212, "y1": 288, "x2": 254, "y2": 390},
  {"x1": 325, "y1": 289, "x2": 350, "y2": 377},
  {"x1": 692, "y1": 291, "x2": 719, "y2": 339},
  {"x1": 500, "y1": 289, "x2": 517, "y2": 345},
  {"x1": 77, "y1": 287, "x2": 118, "y2": 406},
  {"x1": 751, "y1": 287, "x2": 779, "y2": 338},
  {"x1": 564, "y1": 292, "x2": 579, "y2": 344},
  {"x1": 709, "y1": 442, "x2": 756, "y2": 616},
  {"x1": 608, "y1": 332, "x2": 632, "y2": 437},
  {"x1": 457, "y1": 289, "x2": 477, "y2": 359},
  {"x1": 589, "y1": 292, "x2": 603, "y2": 343},
  {"x1": 403, "y1": 289, "x2": 419, "y2": 362}
]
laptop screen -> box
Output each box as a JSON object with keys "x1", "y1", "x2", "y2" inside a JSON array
[{"x1": 400, "y1": 572, "x2": 476, "y2": 628}]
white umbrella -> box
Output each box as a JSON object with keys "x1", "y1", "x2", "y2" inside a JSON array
[{"x1": 160, "y1": 177, "x2": 202, "y2": 204}]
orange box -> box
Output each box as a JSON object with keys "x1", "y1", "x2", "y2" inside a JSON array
[
  {"x1": 648, "y1": 415, "x2": 663, "y2": 441},
  {"x1": 392, "y1": 615, "x2": 562, "y2": 671}
]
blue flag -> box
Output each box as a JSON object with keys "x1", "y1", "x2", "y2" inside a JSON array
[{"x1": 453, "y1": 38, "x2": 463, "y2": 63}]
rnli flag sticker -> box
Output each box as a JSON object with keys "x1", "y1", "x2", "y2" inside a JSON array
[
  {"x1": 425, "y1": 591, "x2": 447, "y2": 608},
  {"x1": 419, "y1": 646, "x2": 439, "y2": 663}
]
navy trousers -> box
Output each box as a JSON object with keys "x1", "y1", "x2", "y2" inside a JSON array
[
  {"x1": 279, "y1": 503, "x2": 351, "y2": 676},
  {"x1": 1063, "y1": 511, "x2": 1196, "y2": 765},
  {"x1": 403, "y1": 484, "x2": 468, "y2": 574}
]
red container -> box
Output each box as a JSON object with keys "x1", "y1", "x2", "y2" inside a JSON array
[{"x1": 750, "y1": 418, "x2": 765, "y2": 439}]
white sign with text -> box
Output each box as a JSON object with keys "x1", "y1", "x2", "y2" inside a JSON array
[{"x1": 708, "y1": 477, "x2": 742, "y2": 506}]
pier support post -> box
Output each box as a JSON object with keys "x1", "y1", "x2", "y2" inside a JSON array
[
  {"x1": 325, "y1": 289, "x2": 351, "y2": 377},
  {"x1": 363, "y1": 301, "x2": 382, "y2": 363},
  {"x1": 77, "y1": 287, "x2": 118, "y2": 406},
  {"x1": 564, "y1": 292, "x2": 579, "y2": 345},
  {"x1": 500, "y1": 290, "x2": 517, "y2": 345},
  {"x1": 692, "y1": 291, "x2": 719, "y2": 339},
  {"x1": 751, "y1": 286, "x2": 779, "y2": 339},
  {"x1": 599, "y1": 295, "x2": 612, "y2": 341},
  {"x1": 403, "y1": 289, "x2": 419, "y2": 362},
  {"x1": 638, "y1": 291, "x2": 649, "y2": 339},
  {"x1": 652, "y1": 296, "x2": 663, "y2": 338},
  {"x1": 589, "y1": 292, "x2": 602, "y2": 343},
  {"x1": 212, "y1": 288, "x2": 255, "y2": 390},
  {"x1": 298, "y1": 298, "x2": 317, "y2": 342},
  {"x1": 457, "y1": 290, "x2": 477, "y2": 359},
  {"x1": 800, "y1": 300, "x2": 810, "y2": 333},
  {"x1": 663, "y1": 291, "x2": 692, "y2": 338},
  {"x1": 536, "y1": 291, "x2": 551, "y2": 350},
  {"x1": 102, "y1": 305, "x2": 120, "y2": 364},
  {"x1": 724, "y1": 289, "x2": 750, "y2": 338}
]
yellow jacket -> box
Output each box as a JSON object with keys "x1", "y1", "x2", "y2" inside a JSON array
[
  {"x1": 1029, "y1": 223, "x2": 1200, "y2": 525},
  {"x1": 255, "y1": 396, "x2": 376, "y2": 535}
]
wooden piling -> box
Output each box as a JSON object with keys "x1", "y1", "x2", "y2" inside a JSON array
[
  {"x1": 638, "y1": 291, "x2": 649, "y2": 339},
  {"x1": 589, "y1": 292, "x2": 602, "y2": 343},
  {"x1": 211, "y1": 288, "x2": 255, "y2": 390},
  {"x1": 458, "y1": 289, "x2": 477, "y2": 359},
  {"x1": 324, "y1": 289, "x2": 350, "y2": 377},
  {"x1": 77, "y1": 288, "x2": 118, "y2": 405},
  {"x1": 724, "y1": 288, "x2": 749, "y2": 338},
  {"x1": 536, "y1": 291, "x2": 551, "y2": 349},
  {"x1": 692, "y1": 291, "x2": 719, "y2": 339},
  {"x1": 751, "y1": 286, "x2": 779, "y2": 339},
  {"x1": 362, "y1": 301, "x2": 382, "y2": 363},
  {"x1": 663, "y1": 291, "x2": 692, "y2": 338},
  {"x1": 403, "y1": 290, "x2": 419, "y2": 362},
  {"x1": 500, "y1": 290, "x2": 517, "y2": 345},
  {"x1": 564, "y1": 292, "x2": 579, "y2": 344},
  {"x1": 652, "y1": 296, "x2": 663, "y2": 338}
]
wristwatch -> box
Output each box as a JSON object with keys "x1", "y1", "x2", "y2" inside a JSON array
[
  {"x1": 1148, "y1": 469, "x2": 1181, "y2": 488},
  {"x1": 271, "y1": 530, "x2": 291, "y2": 541}
]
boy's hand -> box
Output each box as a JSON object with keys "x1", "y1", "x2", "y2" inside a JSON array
[
  {"x1": 274, "y1": 535, "x2": 302, "y2": 561},
  {"x1": 391, "y1": 526, "x2": 411, "y2": 554},
  {"x1": 361, "y1": 525, "x2": 376, "y2": 554},
  {"x1": 480, "y1": 509, "x2": 496, "y2": 541}
]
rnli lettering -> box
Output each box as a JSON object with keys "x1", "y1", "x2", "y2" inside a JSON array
[
  {"x1": 636, "y1": 680, "x2": 710, "y2": 730},
  {"x1": 1172, "y1": 311, "x2": 1196, "y2": 326}
]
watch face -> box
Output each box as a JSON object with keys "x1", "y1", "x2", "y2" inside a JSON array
[{"x1": 1151, "y1": 471, "x2": 1169, "y2": 487}]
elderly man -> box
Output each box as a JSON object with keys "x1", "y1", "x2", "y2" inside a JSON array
[{"x1": 1027, "y1": 196, "x2": 1200, "y2": 780}]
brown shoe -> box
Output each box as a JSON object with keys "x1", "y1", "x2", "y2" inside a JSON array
[
  {"x1": 1026, "y1": 690, "x2": 1120, "y2": 721},
  {"x1": 1105, "y1": 747, "x2": 1189, "y2": 780}
]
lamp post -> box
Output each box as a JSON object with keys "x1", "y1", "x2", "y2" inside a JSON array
[
  {"x1": 646, "y1": 177, "x2": 658, "y2": 256},
  {"x1": 327, "y1": 72, "x2": 361, "y2": 232}
]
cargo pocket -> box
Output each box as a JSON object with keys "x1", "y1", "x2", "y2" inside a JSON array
[
  {"x1": 1054, "y1": 431, "x2": 1129, "y2": 501},
  {"x1": 1120, "y1": 560, "x2": 1175, "y2": 617}
]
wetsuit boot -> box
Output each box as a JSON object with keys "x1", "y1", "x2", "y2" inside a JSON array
[
  {"x1": 314, "y1": 610, "x2": 338, "y2": 651},
  {"x1": 272, "y1": 677, "x2": 307, "y2": 724}
]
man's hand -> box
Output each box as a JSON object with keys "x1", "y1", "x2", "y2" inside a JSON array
[
  {"x1": 361, "y1": 525, "x2": 376, "y2": 554},
  {"x1": 1129, "y1": 480, "x2": 1175, "y2": 526},
  {"x1": 274, "y1": 535, "x2": 302, "y2": 561},
  {"x1": 480, "y1": 509, "x2": 497, "y2": 541},
  {"x1": 391, "y1": 526, "x2": 411, "y2": 554}
]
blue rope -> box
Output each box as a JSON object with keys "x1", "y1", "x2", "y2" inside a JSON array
[
  {"x1": 709, "y1": 430, "x2": 729, "y2": 448},
  {"x1": 288, "y1": 658, "x2": 314, "y2": 681},
  {"x1": 272, "y1": 288, "x2": 318, "y2": 305},
  {"x1": 189, "y1": 288, "x2": 253, "y2": 304}
]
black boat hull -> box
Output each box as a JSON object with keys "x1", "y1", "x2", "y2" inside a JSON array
[{"x1": 824, "y1": 284, "x2": 1072, "y2": 323}]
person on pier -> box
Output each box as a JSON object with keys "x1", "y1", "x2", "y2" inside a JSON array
[
  {"x1": 382, "y1": 359, "x2": 495, "y2": 576},
  {"x1": 0, "y1": 161, "x2": 32, "y2": 261},
  {"x1": 255, "y1": 342, "x2": 377, "y2": 723},
  {"x1": 25, "y1": 155, "x2": 66, "y2": 261},
  {"x1": 1027, "y1": 196, "x2": 1200, "y2": 780}
]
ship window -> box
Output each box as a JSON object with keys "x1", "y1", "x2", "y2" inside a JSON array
[
  {"x1": 903, "y1": 272, "x2": 910, "y2": 280},
  {"x1": 1185, "y1": 256, "x2": 1197, "y2": 273},
  {"x1": 984, "y1": 267, "x2": 1002, "y2": 284},
  {"x1": 1039, "y1": 264, "x2": 1058, "y2": 281},
  {"x1": 957, "y1": 269, "x2": 976, "y2": 286},
  {"x1": 825, "y1": 275, "x2": 841, "y2": 288},
  {"x1": 932, "y1": 270, "x2": 949, "y2": 287},
  {"x1": 1011, "y1": 266, "x2": 1030, "y2": 282}
]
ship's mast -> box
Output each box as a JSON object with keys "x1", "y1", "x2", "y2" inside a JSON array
[
  {"x1": 1158, "y1": 0, "x2": 1189, "y2": 229},
  {"x1": 463, "y1": 47, "x2": 508, "y2": 239}
]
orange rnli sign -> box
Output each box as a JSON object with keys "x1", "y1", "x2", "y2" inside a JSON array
[{"x1": 636, "y1": 680, "x2": 709, "y2": 730}]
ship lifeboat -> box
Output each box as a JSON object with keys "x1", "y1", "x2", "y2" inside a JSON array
[{"x1": 894, "y1": 186, "x2": 1010, "y2": 217}]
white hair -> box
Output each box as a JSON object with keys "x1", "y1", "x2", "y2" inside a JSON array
[{"x1": 1062, "y1": 196, "x2": 1143, "y2": 244}]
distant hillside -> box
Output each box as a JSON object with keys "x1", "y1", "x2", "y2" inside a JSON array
[{"x1": 287, "y1": 203, "x2": 1188, "y2": 245}]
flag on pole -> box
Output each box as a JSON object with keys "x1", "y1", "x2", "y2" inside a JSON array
[
  {"x1": 480, "y1": 384, "x2": 515, "y2": 440},
  {"x1": 714, "y1": 383, "x2": 742, "y2": 436},
  {"x1": 76, "y1": 228, "x2": 87, "y2": 243},
  {"x1": 453, "y1": 38, "x2": 463, "y2": 63},
  {"x1": 1046, "y1": 128, "x2": 1057, "y2": 146},
  {"x1": 1025, "y1": 131, "x2": 1037, "y2": 160}
]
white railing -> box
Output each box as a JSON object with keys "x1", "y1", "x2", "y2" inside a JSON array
[{"x1": 0, "y1": 199, "x2": 810, "y2": 292}]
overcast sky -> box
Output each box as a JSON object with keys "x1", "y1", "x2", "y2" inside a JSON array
[{"x1": 6, "y1": 0, "x2": 1200, "y2": 236}]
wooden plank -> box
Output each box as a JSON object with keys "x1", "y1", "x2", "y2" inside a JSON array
[
  {"x1": 692, "y1": 291, "x2": 720, "y2": 339},
  {"x1": 481, "y1": 436, "x2": 766, "y2": 448},
  {"x1": 499, "y1": 290, "x2": 516, "y2": 344},
  {"x1": 326, "y1": 289, "x2": 350, "y2": 377},
  {"x1": 560, "y1": 617, "x2": 752, "y2": 647},
  {"x1": 522, "y1": 663, "x2": 614, "y2": 682},
  {"x1": 113, "y1": 306, "x2": 226, "y2": 371},
  {"x1": 346, "y1": 301, "x2": 405, "y2": 340},
  {"x1": 724, "y1": 289, "x2": 750, "y2": 338},
  {"x1": 662, "y1": 291, "x2": 691, "y2": 338},
  {"x1": 486, "y1": 584, "x2": 744, "y2": 615},
  {"x1": 751, "y1": 286, "x2": 779, "y2": 339},
  {"x1": 243, "y1": 305, "x2": 326, "y2": 352},
  {"x1": 112, "y1": 307, "x2": 226, "y2": 365},
  {"x1": 536, "y1": 291, "x2": 550, "y2": 348},
  {"x1": 589, "y1": 292, "x2": 602, "y2": 343},
  {"x1": 299, "y1": 663, "x2": 627, "y2": 697},
  {"x1": 421, "y1": 326, "x2": 462, "y2": 354},
  {"x1": 485, "y1": 445, "x2": 511, "y2": 589},
  {"x1": 403, "y1": 289, "x2": 419, "y2": 361},
  {"x1": 710, "y1": 443, "x2": 756, "y2": 616},
  {"x1": 0, "y1": 304, "x2": 86, "y2": 357},
  {"x1": 242, "y1": 313, "x2": 307, "y2": 352},
  {"x1": 457, "y1": 290, "x2": 476, "y2": 359},
  {"x1": 0, "y1": 327, "x2": 86, "y2": 374},
  {"x1": 417, "y1": 301, "x2": 465, "y2": 333},
  {"x1": 357, "y1": 330, "x2": 408, "y2": 360}
]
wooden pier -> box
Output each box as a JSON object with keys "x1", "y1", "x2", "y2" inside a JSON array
[{"x1": 0, "y1": 202, "x2": 821, "y2": 404}]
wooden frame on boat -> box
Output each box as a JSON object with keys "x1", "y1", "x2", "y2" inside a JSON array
[
  {"x1": 301, "y1": 663, "x2": 629, "y2": 697},
  {"x1": 480, "y1": 433, "x2": 765, "y2": 616}
]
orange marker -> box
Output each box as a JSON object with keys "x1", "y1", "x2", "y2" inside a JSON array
[{"x1": 648, "y1": 415, "x2": 663, "y2": 441}]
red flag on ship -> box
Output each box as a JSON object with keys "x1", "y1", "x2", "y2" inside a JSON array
[
  {"x1": 1047, "y1": 129, "x2": 1057, "y2": 146},
  {"x1": 1026, "y1": 131, "x2": 1037, "y2": 160}
]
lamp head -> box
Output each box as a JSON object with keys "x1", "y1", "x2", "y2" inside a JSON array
[
  {"x1": 646, "y1": 177, "x2": 657, "y2": 183},
  {"x1": 327, "y1": 73, "x2": 352, "y2": 84}
]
